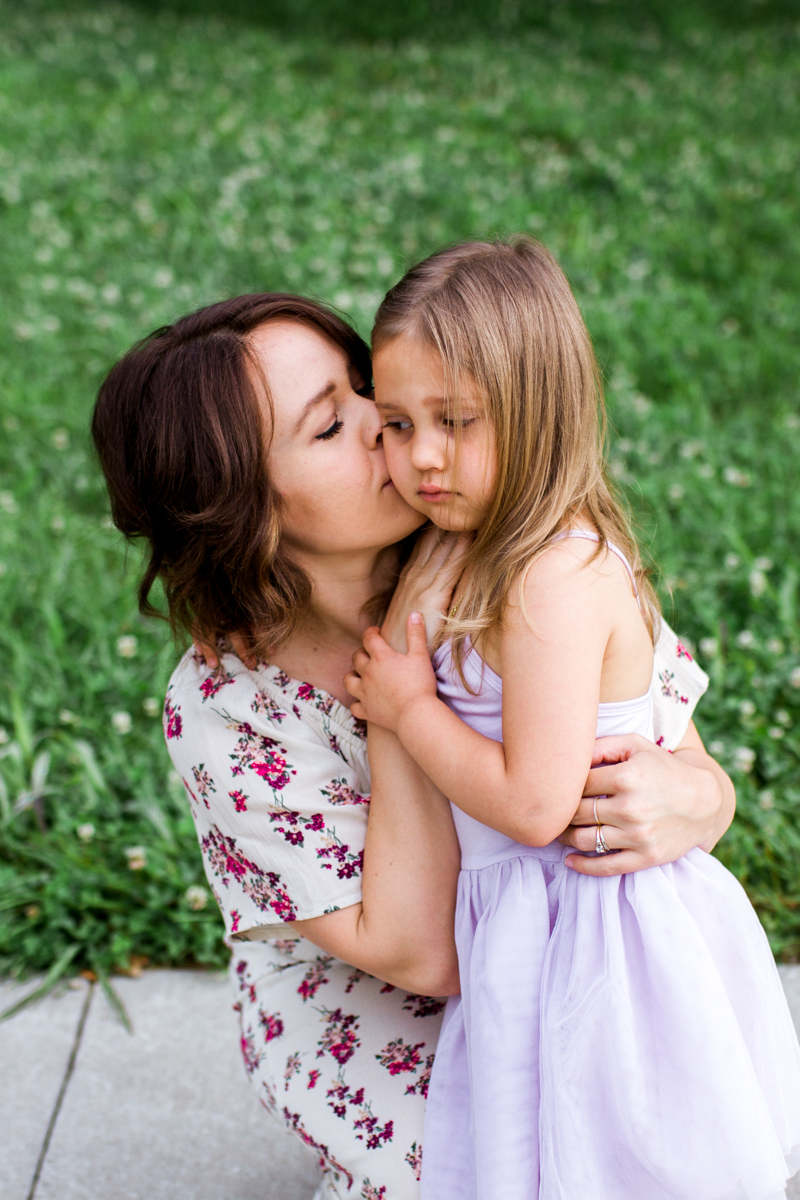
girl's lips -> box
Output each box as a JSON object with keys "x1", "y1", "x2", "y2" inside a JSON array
[{"x1": 418, "y1": 489, "x2": 452, "y2": 503}]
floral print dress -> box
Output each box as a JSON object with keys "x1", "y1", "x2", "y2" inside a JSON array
[{"x1": 163, "y1": 623, "x2": 708, "y2": 1200}]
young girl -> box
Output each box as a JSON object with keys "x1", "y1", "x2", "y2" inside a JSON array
[{"x1": 345, "y1": 237, "x2": 800, "y2": 1199}]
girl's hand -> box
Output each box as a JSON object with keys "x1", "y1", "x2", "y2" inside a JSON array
[
  {"x1": 559, "y1": 727, "x2": 735, "y2": 875},
  {"x1": 382, "y1": 529, "x2": 470, "y2": 653},
  {"x1": 345, "y1": 613, "x2": 438, "y2": 730},
  {"x1": 192, "y1": 630, "x2": 255, "y2": 670}
]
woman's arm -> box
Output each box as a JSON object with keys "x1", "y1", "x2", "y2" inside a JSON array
[
  {"x1": 291, "y1": 724, "x2": 461, "y2": 996},
  {"x1": 558, "y1": 721, "x2": 736, "y2": 875}
]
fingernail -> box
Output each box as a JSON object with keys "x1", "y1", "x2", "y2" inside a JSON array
[{"x1": 410, "y1": 611, "x2": 424, "y2": 623}]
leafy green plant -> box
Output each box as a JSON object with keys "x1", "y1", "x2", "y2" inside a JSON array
[{"x1": 0, "y1": 0, "x2": 798, "y2": 986}]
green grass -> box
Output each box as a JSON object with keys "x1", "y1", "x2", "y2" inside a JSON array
[{"x1": 1, "y1": 0, "x2": 799, "y2": 987}]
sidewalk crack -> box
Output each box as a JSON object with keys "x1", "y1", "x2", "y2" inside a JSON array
[{"x1": 26, "y1": 980, "x2": 95, "y2": 1200}]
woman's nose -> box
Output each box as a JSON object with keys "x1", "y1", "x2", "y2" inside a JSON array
[{"x1": 363, "y1": 398, "x2": 384, "y2": 449}]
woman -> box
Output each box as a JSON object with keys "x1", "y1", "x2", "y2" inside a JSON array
[{"x1": 92, "y1": 291, "x2": 735, "y2": 1200}]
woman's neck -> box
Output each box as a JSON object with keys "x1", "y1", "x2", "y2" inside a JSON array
[{"x1": 269, "y1": 545, "x2": 398, "y2": 707}]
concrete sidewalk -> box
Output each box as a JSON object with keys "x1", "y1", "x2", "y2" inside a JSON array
[{"x1": 2, "y1": 968, "x2": 800, "y2": 1200}]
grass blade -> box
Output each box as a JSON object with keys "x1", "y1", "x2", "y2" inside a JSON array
[
  {"x1": 94, "y1": 962, "x2": 133, "y2": 1035},
  {"x1": 0, "y1": 944, "x2": 80, "y2": 1022}
]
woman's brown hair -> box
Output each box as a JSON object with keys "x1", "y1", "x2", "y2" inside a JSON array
[
  {"x1": 92, "y1": 293, "x2": 372, "y2": 657},
  {"x1": 372, "y1": 236, "x2": 659, "y2": 675}
]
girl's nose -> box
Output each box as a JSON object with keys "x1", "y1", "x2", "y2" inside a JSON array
[{"x1": 410, "y1": 428, "x2": 448, "y2": 473}]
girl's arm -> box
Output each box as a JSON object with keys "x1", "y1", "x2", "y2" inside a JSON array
[
  {"x1": 348, "y1": 544, "x2": 615, "y2": 848},
  {"x1": 291, "y1": 724, "x2": 461, "y2": 996},
  {"x1": 558, "y1": 721, "x2": 736, "y2": 875}
]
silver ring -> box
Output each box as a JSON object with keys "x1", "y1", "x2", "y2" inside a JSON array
[
  {"x1": 593, "y1": 797, "x2": 600, "y2": 827},
  {"x1": 595, "y1": 826, "x2": 611, "y2": 855}
]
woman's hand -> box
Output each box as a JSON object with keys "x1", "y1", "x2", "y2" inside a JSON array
[
  {"x1": 382, "y1": 528, "x2": 470, "y2": 653},
  {"x1": 559, "y1": 723, "x2": 736, "y2": 876},
  {"x1": 345, "y1": 613, "x2": 438, "y2": 731}
]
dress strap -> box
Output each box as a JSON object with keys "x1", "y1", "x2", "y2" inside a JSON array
[{"x1": 551, "y1": 529, "x2": 641, "y2": 607}]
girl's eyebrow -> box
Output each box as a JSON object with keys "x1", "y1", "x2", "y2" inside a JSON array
[{"x1": 292, "y1": 381, "x2": 337, "y2": 434}]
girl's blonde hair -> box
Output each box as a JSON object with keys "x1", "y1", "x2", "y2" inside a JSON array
[{"x1": 372, "y1": 236, "x2": 660, "y2": 673}]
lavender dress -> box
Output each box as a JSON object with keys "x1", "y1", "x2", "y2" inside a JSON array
[{"x1": 422, "y1": 540, "x2": 800, "y2": 1200}]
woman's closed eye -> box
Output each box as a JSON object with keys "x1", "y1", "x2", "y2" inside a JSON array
[{"x1": 316, "y1": 416, "x2": 344, "y2": 441}]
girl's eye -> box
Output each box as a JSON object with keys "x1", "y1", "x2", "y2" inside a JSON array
[
  {"x1": 444, "y1": 417, "x2": 477, "y2": 430},
  {"x1": 316, "y1": 417, "x2": 344, "y2": 442},
  {"x1": 382, "y1": 420, "x2": 413, "y2": 433}
]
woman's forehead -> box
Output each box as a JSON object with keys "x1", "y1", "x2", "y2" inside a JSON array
[{"x1": 248, "y1": 320, "x2": 350, "y2": 421}]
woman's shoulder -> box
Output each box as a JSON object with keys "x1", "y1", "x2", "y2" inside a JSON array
[{"x1": 165, "y1": 647, "x2": 368, "y2": 766}]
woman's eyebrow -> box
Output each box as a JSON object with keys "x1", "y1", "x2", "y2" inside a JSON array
[{"x1": 292, "y1": 381, "x2": 337, "y2": 434}]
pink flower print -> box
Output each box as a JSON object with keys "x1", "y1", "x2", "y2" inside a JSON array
[
  {"x1": 259, "y1": 1011, "x2": 284, "y2": 1043},
  {"x1": 402, "y1": 993, "x2": 446, "y2": 1019},
  {"x1": 225, "y1": 719, "x2": 296, "y2": 792},
  {"x1": 260, "y1": 1079, "x2": 278, "y2": 1115},
  {"x1": 230, "y1": 909, "x2": 241, "y2": 934},
  {"x1": 200, "y1": 825, "x2": 297, "y2": 921},
  {"x1": 316, "y1": 828, "x2": 364, "y2": 880},
  {"x1": 307, "y1": 1069, "x2": 321, "y2": 1089},
  {"x1": 240, "y1": 1029, "x2": 261, "y2": 1076},
  {"x1": 404, "y1": 1053, "x2": 435, "y2": 1099},
  {"x1": 405, "y1": 1142, "x2": 423, "y2": 1181},
  {"x1": 199, "y1": 669, "x2": 235, "y2": 701},
  {"x1": 675, "y1": 640, "x2": 693, "y2": 661},
  {"x1": 163, "y1": 694, "x2": 183, "y2": 740},
  {"x1": 273, "y1": 669, "x2": 292, "y2": 689},
  {"x1": 235, "y1": 958, "x2": 248, "y2": 985},
  {"x1": 327, "y1": 1079, "x2": 351, "y2": 1119},
  {"x1": 345, "y1": 970, "x2": 365, "y2": 994},
  {"x1": 354, "y1": 1105, "x2": 394, "y2": 1150},
  {"x1": 298, "y1": 958, "x2": 332, "y2": 1001},
  {"x1": 273, "y1": 938, "x2": 300, "y2": 956},
  {"x1": 251, "y1": 690, "x2": 287, "y2": 721},
  {"x1": 293, "y1": 704, "x2": 302, "y2": 719},
  {"x1": 380, "y1": 983, "x2": 395, "y2": 994},
  {"x1": 656, "y1": 736, "x2": 665, "y2": 748},
  {"x1": 284, "y1": 1053, "x2": 302, "y2": 1090},
  {"x1": 320, "y1": 777, "x2": 370, "y2": 807},
  {"x1": 191, "y1": 764, "x2": 216, "y2": 808},
  {"x1": 376, "y1": 1038, "x2": 426, "y2": 1076},
  {"x1": 361, "y1": 1183, "x2": 388, "y2": 1200},
  {"x1": 315, "y1": 693, "x2": 335, "y2": 716},
  {"x1": 317, "y1": 1008, "x2": 361, "y2": 1066},
  {"x1": 297, "y1": 682, "x2": 318, "y2": 703},
  {"x1": 229, "y1": 789, "x2": 248, "y2": 812},
  {"x1": 281, "y1": 1109, "x2": 354, "y2": 1190},
  {"x1": 659, "y1": 669, "x2": 689, "y2": 705}
]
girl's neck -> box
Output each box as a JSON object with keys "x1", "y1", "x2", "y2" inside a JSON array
[{"x1": 268, "y1": 544, "x2": 398, "y2": 706}]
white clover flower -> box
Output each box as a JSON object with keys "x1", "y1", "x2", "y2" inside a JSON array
[
  {"x1": 775, "y1": 709, "x2": 791, "y2": 725},
  {"x1": 768, "y1": 726, "x2": 785, "y2": 740},
  {"x1": 709, "y1": 739, "x2": 725, "y2": 756},
  {"x1": 101, "y1": 515, "x2": 115, "y2": 529},
  {"x1": 51, "y1": 428, "x2": 69, "y2": 450},
  {"x1": 184, "y1": 885, "x2": 208, "y2": 910},
  {"x1": 0, "y1": 726, "x2": 8, "y2": 745},
  {"x1": 724, "y1": 553, "x2": 740, "y2": 570},
  {"x1": 679, "y1": 440, "x2": 705, "y2": 459},
  {"x1": 101, "y1": 283, "x2": 121, "y2": 304},
  {"x1": 749, "y1": 570, "x2": 767, "y2": 597},
  {"x1": 51, "y1": 515, "x2": 65, "y2": 533},
  {"x1": 723, "y1": 467, "x2": 751, "y2": 487},
  {"x1": 785, "y1": 413, "x2": 799, "y2": 430},
  {"x1": 754, "y1": 556, "x2": 773, "y2": 571},
  {"x1": 0, "y1": 492, "x2": 19, "y2": 515},
  {"x1": 697, "y1": 463, "x2": 714, "y2": 479},
  {"x1": 112, "y1": 711, "x2": 132, "y2": 734},
  {"x1": 732, "y1": 746, "x2": 756, "y2": 773},
  {"x1": 0, "y1": 562, "x2": 7, "y2": 577},
  {"x1": 736, "y1": 630, "x2": 755, "y2": 649},
  {"x1": 125, "y1": 845, "x2": 147, "y2": 869},
  {"x1": 790, "y1": 667, "x2": 800, "y2": 688},
  {"x1": 13, "y1": 322, "x2": 35, "y2": 340},
  {"x1": 59, "y1": 709, "x2": 78, "y2": 725},
  {"x1": 116, "y1": 635, "x2": 138, "y2": 658},
  {"x1": 767, "y1": 638, "x2": 784, "y2": 655},
  {"x1": 142, "y1": 697, "x2": 160, "y2": 717},
  {"x1": 699, "y1": 637, "x2": 718, "y2": 658},
  {"x1": 40, "y1": 274, "x2": 59, "y2": 293},
  {"x1": 739, "y1": 699, "x2": 756, "y2": 719},
  {"x1": 42, "y1": 315, "x2": 61, "y2": 333},
  {"x1": 77, "y1": 822, "x2": 95, "y2": 842},
  {"x1": 153, "y1": 268, "x2": 174, "y2": 288},
  {"x1": 668, "y1": 483, "x2": 685, "y2": 501},
  {"x1": 631, "y1": 393, "x2": 651, "y2": 415},
  {"x1": 759, "y1": 790, "x2": 775, "y2": 811}
]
